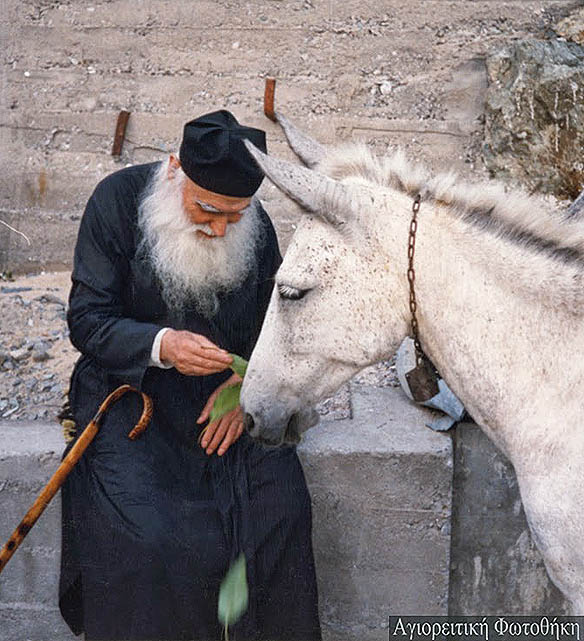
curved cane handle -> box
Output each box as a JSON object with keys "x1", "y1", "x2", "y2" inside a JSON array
[
  {"x1": 0, "y1": 385, "x2": 153, "y2": 575},
  {"x1": 91, "y1": 384, "x2": 153, "y2": 440}
]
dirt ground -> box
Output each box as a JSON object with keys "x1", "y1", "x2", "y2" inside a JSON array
[{"x1": 0, "y1": 271, "x2": 74, "y2": 421}]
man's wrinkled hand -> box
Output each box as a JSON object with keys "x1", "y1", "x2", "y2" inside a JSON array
[
  {"x1": 197, "y1": 373, "x2": 243, "y2": 456},
  {"x1": 199, "y1": 406, "x2": 244, "y2": 456},
  {"x1": 160, "y1": 329, "x2": 233, "y2": 376}
]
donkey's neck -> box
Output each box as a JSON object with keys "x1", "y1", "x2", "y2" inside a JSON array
[{"x1": 406, "y1": 197, "x2": 584, "y2": 458}]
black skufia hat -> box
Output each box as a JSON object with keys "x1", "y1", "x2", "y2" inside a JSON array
[{"x1": 179, "y1": 110, "x2": 266, "y2": 198}]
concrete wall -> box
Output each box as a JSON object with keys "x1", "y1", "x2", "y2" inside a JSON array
[
  {"x1": 1, "y1": 0, "x2": 578, "y2": 272},
  {"x1": 299, "y1": 384, "x2": 453, "y2": 640},
  {"x1": 0, "y1": 388, "x2": 570, "y2": 641},
  {"x1": 0, "y1": 385, "x2": 453, "y2": 641},
  {"x1": 0, "y1": 421, "x2": 75, "y2": 641},
  {"x1": 449, "y1": 423, "x2": 569, "y2": 615}
]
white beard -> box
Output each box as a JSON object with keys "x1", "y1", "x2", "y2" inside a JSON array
[{"x1": 137, "y1": 160, "x2": 262, "y2": 318}]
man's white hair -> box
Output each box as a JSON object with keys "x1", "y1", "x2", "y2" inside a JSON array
[{"x1": 137, "y1": 158, "x2": 262, "y2": 317}]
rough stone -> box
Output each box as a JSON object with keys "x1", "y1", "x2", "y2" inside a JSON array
[
  {"x1": 9, "y1": 347, "x2": 29, "y2": 362},
  {"x1": 554, "y1": 7, "x2": 584, "y2": 45},
  {"x1": 484, "y1": 38, "x2": 584, "y2": 198},
  {"x1": 32, "y1": 348, "x2": 51, "y2": 362}
]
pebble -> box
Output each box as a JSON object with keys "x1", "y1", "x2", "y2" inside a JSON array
[
  {"x1": 380, "y1": 81, "x2": 393, "y2": 94},
  {"x1": 2, "y1": 405, "x2": 19, "y2": 418},
  {"x1": 34, "y1": 294, "x2": 66, "y2": 307},
  {"x1": 32, "y1": 349, "x2": 51, "y2": 362},
  {"x1": 3, "y1": 360, "x2": 14, "y2": 370},
  {"x1": 9, "y1": 347, "x2": 29, "y2": 362}
]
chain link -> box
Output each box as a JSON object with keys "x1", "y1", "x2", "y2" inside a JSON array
[{"x1": 407, "y1": 195, "x2": 423, "y2": 365}]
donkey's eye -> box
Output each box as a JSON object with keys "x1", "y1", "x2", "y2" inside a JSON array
[{"x1": 278, "y1": 284, "x2": 310, "y2": 300}]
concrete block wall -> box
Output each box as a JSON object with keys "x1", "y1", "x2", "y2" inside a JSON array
[
  {"x1": 0, "y1": 422, "x2": 76, "y2": 641},
  {"x1": 449, "y1": 423, "x2": 569, "y2": 615},
  {"x1": 0, "y1": 0, "x2": 577, "y2": 271},
  {"x1": 298, "y1": 384, "x2": 453, "y2": 640},
  {"x1": 0, "y1": 385, "x2": 452, "y2": 641},
  {"x1": 0, "y1": 387, "x2": 570, "y2": 641}
]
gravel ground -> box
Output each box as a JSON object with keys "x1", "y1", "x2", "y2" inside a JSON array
[
  {"x1": 0, "y1": 271, "x2": 75, "y2": 422},
  {"x1": 0, "y1": 270, "x2": 400, "y2": 425}
]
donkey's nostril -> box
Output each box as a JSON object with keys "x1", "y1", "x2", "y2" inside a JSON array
[{"x1": 244, "y1": 413, "x2": 255, "y2": 435}]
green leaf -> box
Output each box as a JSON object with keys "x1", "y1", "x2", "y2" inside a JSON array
[
  {"x1": 209, "y1": 383, "x2": 241, "y2": 424},
  {"x1": 229, "y1": 353, "x2": 248, "y2": 379},
  {"x1": 218, "y1": 553, "x2": 248, "y2": 628}
]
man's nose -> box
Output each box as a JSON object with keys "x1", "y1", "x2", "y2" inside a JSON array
[{"x1": 209, "y1": 217, "x2": 228, "y2": 237}]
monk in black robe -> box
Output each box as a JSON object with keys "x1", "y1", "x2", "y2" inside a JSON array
[{"x1": 59, "y1": 111, "x2": 321, "y2": 641}]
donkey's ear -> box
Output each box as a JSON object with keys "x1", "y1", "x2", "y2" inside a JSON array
[
  {"x1": 244, "y1": 140, "x2": 351, "y2": 229},
  {"x1": 275, "y1": 112, "x2": 326, "y2": 169}
]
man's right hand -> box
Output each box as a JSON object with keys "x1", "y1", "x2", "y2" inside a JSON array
[{"x1": 159, "y1": 329, "x2": 233, "y2": 376}]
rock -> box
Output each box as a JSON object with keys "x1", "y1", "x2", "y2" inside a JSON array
[
  {"x1": 34, "y1": 293, "x2": 66, "y2": 307},
  {"x1": 32, "y1": 342, "x2": 52, "y2": 362},
  {"x1": 554, "y1": 8, "x2": 584, "y2": 46},
  {"x1": 0, "y1": 286, "x2": 33, "y2": 294},
  {"x1": 3, "y1": 360, "x2": 14, "y2": 371},
  {"x1": 380, "y1": 80, "x2": 393, "y2": 95},
  {"x1": 9, "y1": 348, "x2": 29, "y2": 362},
  {"x1": 32, "y1": 349, "x2": 52, "y2": 362},
  {"x1": 484, "y1": 39, "x2": 584, "y2": 198}
]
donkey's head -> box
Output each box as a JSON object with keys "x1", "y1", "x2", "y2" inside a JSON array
[{"x1": 241, "y1": 121, "x2": 411, "y2": 446}]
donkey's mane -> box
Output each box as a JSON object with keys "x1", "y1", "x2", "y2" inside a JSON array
[{"x1": 318, "y1": 144, "x2": 584, "y2": 311}]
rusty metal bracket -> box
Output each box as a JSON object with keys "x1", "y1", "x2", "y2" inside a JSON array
[
  {"x1": 112, "y1": 110, "x2": 131, "y2": 157},
  {"x1": 264, "y1": 78, "x2": 277, "y2": 122}
]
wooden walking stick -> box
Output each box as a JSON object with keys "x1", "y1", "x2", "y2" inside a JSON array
[{"x1": 0, "y1": 384, "x2": 153, "y2": 574}]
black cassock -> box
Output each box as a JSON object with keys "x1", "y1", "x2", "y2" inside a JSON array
[{"x1": 59, "y1": 163, "x2": 321, "y2": 641}]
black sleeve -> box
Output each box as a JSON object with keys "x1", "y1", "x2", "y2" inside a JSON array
[{"x1": 67, "y1": 176, "x2": 163, "y2": 389}]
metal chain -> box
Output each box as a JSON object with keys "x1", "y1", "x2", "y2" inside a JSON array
[{"x1": 407, "y1": 194, "x2": 423, "y2": 365}]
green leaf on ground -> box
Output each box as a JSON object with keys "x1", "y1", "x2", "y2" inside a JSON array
[
  {"x1": 229, "y1": 353, "x2": 248, "y2": 379},
  {"x1": 209, "y1": 383, "x2": 242, "y2": 424},
  {"x1": 218, "y1": 553, "x2": 248, "y2": 628}
]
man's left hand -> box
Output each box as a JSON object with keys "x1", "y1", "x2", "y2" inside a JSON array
[
  {"x1": 197, "y1": 373, "x2": 244, "y2": 456},
  {"x1": 199, "y1": 406, "x2": 244, "y2": 456}
]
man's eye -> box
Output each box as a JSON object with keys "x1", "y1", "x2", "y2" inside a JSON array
[
  {"x1": 278, "y1": 284, "x2": 309, "y2": 300},
  {"x1": 196, "y1": 201, "x2": 220, "y2": 213}
]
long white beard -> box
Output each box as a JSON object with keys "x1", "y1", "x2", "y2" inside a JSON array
[{"x1": 137, "y1": 160, "x2": 262, "y2": 318}]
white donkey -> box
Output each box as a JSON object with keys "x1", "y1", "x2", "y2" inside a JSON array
[{"x1": 240, "y1": 115, "x2": 584, "y2": 613}]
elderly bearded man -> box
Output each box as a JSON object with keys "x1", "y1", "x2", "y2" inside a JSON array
[{"x1": 58, "y1": 111, "x2": 321, "y2": 641}]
